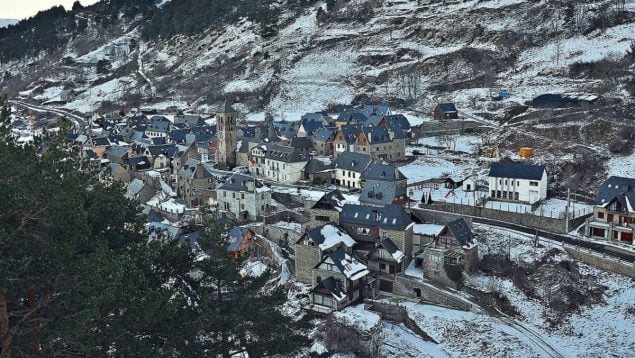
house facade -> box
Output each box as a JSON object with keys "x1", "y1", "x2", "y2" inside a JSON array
[
  {"x1": 333, "y1": 152, "x2": 373, "y2": 189},
  {"x1": 585, "y1": 176, "x2": 635, "y2": 245},
  {"x1": 487, "y1": 162, "x2": 547, "y2": 204},
  {"x1": 216, "y1": 174, "x2": 272, "y2": 221}
]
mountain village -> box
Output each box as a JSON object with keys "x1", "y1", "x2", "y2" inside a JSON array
[{"x1": 2, "y1": 0, "x2": 635, "y2": 355}]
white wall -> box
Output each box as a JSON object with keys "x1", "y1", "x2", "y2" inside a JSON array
[{"x1": 488, "y1": 171, "x2": 547, "y2": 204}]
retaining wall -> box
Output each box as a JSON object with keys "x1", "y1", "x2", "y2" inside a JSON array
[{"x1": 565, "y1": 246, "x2": 635, "y2": 279}]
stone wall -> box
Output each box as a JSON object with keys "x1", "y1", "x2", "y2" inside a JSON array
[
  {"x1": 392, "y1": 275, "x2": 473, "y2": 311},
  {"x1": 365, "y1": 301, "x2": 437, "y2": 343},
  {"x1": 295, "y1": 244, "x2": 321, "y2": 284},
  {"x1": 418, "y1": 203, "x2": 580, "y2": 234},
  {"x1": 565, "y1": 246, "x2": 635, "y2": 279}
]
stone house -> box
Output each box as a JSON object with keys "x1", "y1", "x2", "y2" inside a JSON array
[
  {"x1": 355, "y1": 126, "x2": 405, "y2": 162},
  {"x1": 177, "y1": 158, "x2": 216, "y2": 207},
  {"x1": 312, "y1": 127, "x2": 337, "y2": 156},
  {"x1": 585, "y1": 176, "x2": 635, "y2": 245},
  {"x1": 294, "y1": 223, "x2": 356, "y2": 283},
  {"x1": 309, "y1": 248, "x2": 370, "y2": 313},
  {"x1": 333, "y1": 123, "x2": 363, "y2": 159},
  {"x1": 308, "y1": 189, "x2": 347, "y2": 228},
  {"x1": 359, "y1": 162, "x2": 408, "y2": 207},
  {"x1": 421, "y1": 217, "x2": 479, "y2": 287},
  {"x1": 339, "y1": 204, "x2": 414, "y2": 261},
  {"x1": 364, "y1": 237, "x2": 406, "y2": 294},
  {"x1": 216, "y1": 173, "x2": 272, "y2": 221},
  {"x1": 302, "y1": 158, "x2": 334, "y2": 185}
]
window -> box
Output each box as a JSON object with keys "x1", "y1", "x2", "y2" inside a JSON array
[
  {"x1": 505, "y1": 180, "x2": 508, "y2": 185},
  {"x1": 598, "y1": 212, "x2": 604, "y2": 219},
  {"x1": 241, "y1": 193, "x2": 244, "y2": 199},
  {"x1": 356, "y1": 227, "x2": 371, "y2": 235},
  {"x1": 514, "y1": 192, "x2": 519, "y2": 200},
  {"x1": 499, "y1": 179, "x2": 502, "y2": 185},
  {"x1": 530, "y1": 181, "x2": 539, "y2": 187},
  {"x1": 491, "y1": 190, "x2": 495, "y2": 197},
  {"x1": 232, "y1": 193, "x2": 235, "y2": 198},
  {"x1": 497, "y1": 190, "x2": 501, "y2": 198},
  {"x1": 516, "y1": 181, "x2": 519, "y2": 186},
  {"x1": 316, "y1": 215, "x2": 330, "y2": 222},
  {"x1": 223, "y1": 191, "x2": 226, "y2": 197}
]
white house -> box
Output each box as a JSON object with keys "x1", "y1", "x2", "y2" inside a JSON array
[
  {"x1": 216, "y1": 174, "x2": 272, "y2": 221},
  {"x1": 333, "y1": 152, "x2": 373, "y2": 189},
  {"x1": 462, "y1": 176, "x2": 477, "y2": 192},
  {"x1": 487, "y1": 162, "x2": 547, "y2": 204},
  {"x1": 260, "y1": 144, "x2": 309, "y2": 184}
]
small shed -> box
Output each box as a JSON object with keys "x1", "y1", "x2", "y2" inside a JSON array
[
  {"x1": 434, "y1": 103, "x2": 458, "y2": 121},
  {"x1": 462, "y1": 177, "x2": 477, "y2": 192}
]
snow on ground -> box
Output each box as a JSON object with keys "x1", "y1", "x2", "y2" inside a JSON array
[
  {"x1": 334, "y1": 305, "x2": 381, "y2": 332},
  {"x1": 269, "y1": 48, "x2": 357, "y2": 113},
  {"x1": 399, "y1": 156, "x2": 475, "y2": 184},
  {"x1": 470, "y1": 224, "x2": 635, "y2": 357},
  {"x1": 240, "y1": 260, "x2": 268, "y2": 278},
  {"x1": 380, "y1": 321, "x2": 448, "y2": 358},
  {"x1": 65, "y1": 76, "x2": 138, "y2": 112},
  {"x1": 272, "y1": 221, "x2": 302, "y2": 232},
  {"x1": 403, "y1": 302, "x2": 547, "y2": 357},
  {"x1": 607, "y1": 152, "x2": 635, "y2": 178},
  {"x1": 415, "y1": 135, "x2": 482, "y2": 154}
]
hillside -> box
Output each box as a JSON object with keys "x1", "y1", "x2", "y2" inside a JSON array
[{"x1": 1, "y1": 0, "x2": 634, "y2": 185}]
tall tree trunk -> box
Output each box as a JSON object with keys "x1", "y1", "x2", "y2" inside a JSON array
[
  {"x1": 26, "y1": 283, "x2": 38, "y2": 356},
  {"x1": 0, "y1": 293, "x2": 10, "y2": 358}
]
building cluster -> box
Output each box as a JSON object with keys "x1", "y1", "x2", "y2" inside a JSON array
[{"x1": 65, "y1": 97, "x2": 634, "y2": 318}]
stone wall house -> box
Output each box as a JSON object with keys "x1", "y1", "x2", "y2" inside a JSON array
[
  {"x1": 359, "y1": 162, "x2": 408, "y2": 207},
  {"x1": 333, "y1": 123, "x2": 363, "y2": 159},
  {"x1": 177, "y1": 158, "x2": 216, "y2": 207},
  {"x1": 302, "y1": 158, "x2": 334, "y2": 185},
  {"x1": 339, "y1": 204, "x2": 414, "y2": 262},
  {"x1": 365, "y1": 237, "x2": 406, "y2": 294},
  {"x1": 308, "y1": 248, "x2": 370, "y2": 313},
  {"x1": 294, "y1": 223, "x2": 356, "y2": 283},
  {"x1": 308, "y1": 189, "x2": 347, "y2": 228},
  {"x1": 422, "y1": 217, "x2": 479, "y2": 287},
  {"x1": 312, "y1": 127, "x2": 336, "y2": 156},
  {"x1": 216, "y1": 173, "x2": 272, "y2": 221}
]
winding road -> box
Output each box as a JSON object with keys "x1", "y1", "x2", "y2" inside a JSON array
[{"x1": 9, "y1": 100, "x2": 86, "y2": 133}]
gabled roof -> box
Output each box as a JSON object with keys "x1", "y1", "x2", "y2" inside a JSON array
[
  {"x1": 601, "y1": 192, "x2": 635, "y2": 213},
  {"x1": 169, "y1": 128, "x2": 190, "y2": 144},
  {"x1": 333, "y1": 152, "x2": 373, "y2": 173},
  {"x1": 361, "y1": 162, "x2": 406, "y2": 182},
  {"x1": 339, "y1": 204, "x2": 412, "y2": 230},
  {"x1": 227, "y1": 226, "x2": 253, "y2": 252},
  {"x1": 300, "y1": 223, "x2": 356, "y2": 251},
  {"x1": 359, "y1": 181, "x2": 406, "y2": 206},
  {"x1": 303, "y1": 158, "x2": 334, "y2": 174},
  {"x1": 363, "y1": 126, "x2": 392, "y2": 144},
  {"x1": 379, "y1": 237, "x2": 405, "y2": 263},
  {"x1": 594, "y1": 176, "x2": 635, "y2": 205},
  {"x1": 336, "y1": 108, "x2": 368, "y2": 123},
  {"x1": 446, "y1": 217, "x2": 474, "y2": 247},
  {"x1": 290, "y1": 136, "x2": 314, "y2": 149},
  {"x1": 312, "y1": 276, "x2": 347, "y2": 301},
  {"x1": 264, "y1": 144, "x2": 308, "y2": 163},
  {"x1": 92, "y1": 136, "x2": 110, "y2": 147},
  {"x1": 299, "y1": 113, "x2": 326, "y2": 135},
  {"x1": 146, "y1": 144, "x2": 176, "y2": 157},
  {"x1": 218, "y1": 100, "x2": 236, "y2": 113},
  {"x1": 128, "y1": 156, "x2": 151, "y2": 169},
  {"x1": 219, "y1": 173, "x2": 269, "y2": 192},
  {"x1": 312, "y1": 189, "x2": 347, "y2": 211},
  {"x1": 127, "y1": 178, "x2": 145, "y2": 196},
  {"x1": 383, "y1": 114, "x2": 411, "y2": 132},
  {"x1": 313, "y1": 127, "x2": 337, "y2": 142},
  {"x1": 362, "y1": 102, "x2": 391, "y2": 117},
  {"x1": 436, "y1": 103, "x2": 457, "y2": 113},
  {"x1": 488, "y1": 162, "x2": 546, "y2": 180},
  {"x1": 147, "y1": 121, "x2": 171, "y2": 133},
  {"x1": 320, "y1": 248, "x2": 369, "y2": 281},
  {"x1": 105, "y1": 145, "x2": 129, "y2": 159},
  {"x1": 337, "y1": 123, "x2": 364, "y2": 144}
]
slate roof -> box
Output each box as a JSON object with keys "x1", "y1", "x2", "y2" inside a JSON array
[
  {"x1": 227, "y1": 226, "x2": 252, "y2": 252},
  {"x1": 147, "y1": 144, "x2": 176, "y2": 157},
  {"x1": 312, "y1": 189, "x2": 347, "y2": 211},
  {"x1": 240, "y1": 126, "x2": 256, "y2": 138},
  {"x1": 128, "y1": 156, "x2": 151, "y2": 169},
  {"x1": 300, "y1": 223, "x2": 356, "y2": 251},
  {"x1": 333, "y1": 152, "x2": 373, "y2": 172},
  {"x1": 147, "y1": 121, "x2": 171, "y2": 133},
  {"x1": 290, "y1": 136, "x2": 314, "y2": 149},
  {"x1": 362, "y1": 102, "x2": 391, "y2": 117},
  {"x1": 178, "y1": 158, "x2": 215, "y2": 180},
  {"x1": 218, "y1": 100, "x2": 236, "y2": 113},
  {"x1": 92, "y1": 137, "x2": 110, "y2": 146},
  {"x1": 336, "y1": 107, "x2": 368, "y2": 123},
  {"x1": 303, "y1": 158, "x2": 334, "y2": 174},
  {"x1": 379, "y1": 237, "x2": 405, "y2": 263},
  {"x1": 300, "y1": 113, "x2": 327, "y2": 135},
  {"x1": 361, "y1": 162, "x2": 406, "y2": 182},
  {"x1": 594, "y1": 176, "x2": 635, "y2": 205},
  {"x1": 363, "y1": 126, "x2": 392, "y2": 144},
  {"x1": 127, "y1": 178, "x2": 145, "y2": 196},
  {"x1": 437, "y1": 103, "x2": 458, "y2": 113},
  {"x1": 446, "y1": 217, "x2": 474, "y2": 247},
  {"x1": 169, "y1": 129, "x2": 190, "y2": 144},
  {"x1": 265, "y1": 144, "x2": 308, "y2": 163},
  {"x1": 151, "y1": 137, "x2": 166, "y2": 145},
  {"x1": 488, "y1": 162, "x2": 546, "y2": 180},
  {"x1": 313, "y1": 127, "x2": 337, "y2": 142},
  {"x1": 312, "y1": 276, "x2": 346, "y2": 300},
  {"x1": 339, "y1": 204, "x2": 413, "y2": 230},
  {"x1": 359, "y1": 181, "x2": 406, "y2": 206},
  {"x1": 321, "y1": 248, "x2": 369, "y2": 280},
  {"x1": 218, "y1": 173, "x2": 268, "y2": 192},
  {"x1": 383, "y1": 114, "x2": 411, "y2": 132},
  {"x1": 337, "y1": 123, "x2": 364, "y2": 144},
  {"x1": 105, "y1": 145, "x2": 129, "y2": 159}
]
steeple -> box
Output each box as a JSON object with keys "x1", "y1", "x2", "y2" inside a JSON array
[{"x1": 218, "y1": 99, "x2": 236, "y2": 114}]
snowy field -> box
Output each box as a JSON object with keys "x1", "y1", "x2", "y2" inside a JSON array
[
  {"x1": 607, "y1": 152, "x2": 635, "y2": 178},
  {"x1": 399, "y1": 157, "x2": 477, "y2": 185}
]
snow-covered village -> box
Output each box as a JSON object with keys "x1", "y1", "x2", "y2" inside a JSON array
[{"x1": 1, "y1": 0, "x2": 635, "y2": 357}]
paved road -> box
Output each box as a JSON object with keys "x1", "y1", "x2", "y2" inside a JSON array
[{"x1": 10, "y1": 100, "x2": 86, "y2": 133}]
